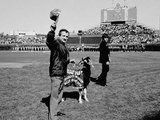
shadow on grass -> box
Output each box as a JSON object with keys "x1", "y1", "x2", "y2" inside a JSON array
[
  {"x1": 41, "y1": 94, "x2": 50, "y2": 111},
  {"x1": 140, "y1": 110, "x2": 160, "y2": 120},
  {"x1": 90, "y1": 77, "x2": 106, "y2": 87},
  {"x1": 40, "y1": 91, "x2": 80, "y2": 116},
  {"x1": 40, "y1": 94, "x2": 50, "y2": 119},
  {"x1": 40, "y1": 92, "x2": 79, "y2": 107}
]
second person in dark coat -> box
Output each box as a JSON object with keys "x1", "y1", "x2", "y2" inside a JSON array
[{"x1": 96, "y1": 33, "x2": 110, "y2": 86}]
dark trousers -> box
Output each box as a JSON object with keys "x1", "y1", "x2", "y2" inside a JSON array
[{"x1": 98, "y1": 63, "x2": 109, "y2": 85}]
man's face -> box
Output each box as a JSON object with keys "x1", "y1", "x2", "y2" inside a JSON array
[
  {"x1": 59, "y1": 31, "x2": 69, "y2": 43},
  {"x1": 104, "y1": 37, "x2": 109, "y2": 43}
]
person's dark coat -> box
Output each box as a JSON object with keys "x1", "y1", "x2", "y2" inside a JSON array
[
  {"x1": 99, "y1": 40, "x2": 110, "y2": 63},
  {"x1": 46, "y1": 30, "x2": 69, "y2": 77}
]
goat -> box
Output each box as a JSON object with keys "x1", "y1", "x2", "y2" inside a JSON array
[{"x1": 62, "y1": 56, "x2": 93, "y2": 104}]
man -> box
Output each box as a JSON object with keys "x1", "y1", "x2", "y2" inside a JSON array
[
  {"x1": 96, "y1": 33, "x2": 110, "y2": 86},
  {"x1": 46, "y1": 20, "x2": 70, "y2": 120}
]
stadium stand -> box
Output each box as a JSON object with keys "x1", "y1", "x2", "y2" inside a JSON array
[
  {"x1": 0, "y1": 23, "x2": 159, "y2": 51},
  {"x1": 0, "y1": 2, "x2": 160, "y2": 51}
]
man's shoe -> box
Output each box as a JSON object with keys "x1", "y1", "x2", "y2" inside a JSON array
[{"x1": 96, "y1": 81, "x2": 105, "y2": 86}]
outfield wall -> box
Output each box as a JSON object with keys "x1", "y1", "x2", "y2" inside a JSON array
[
  {"x1": 1, "y1": 43, "x2": 160, "y2": 52},
  {"x1": 0, "y1": 44, "x2": 48, "y2": 51},
  {"x1": 145, "y1": 43, "x2": 160, "y2": 51}
]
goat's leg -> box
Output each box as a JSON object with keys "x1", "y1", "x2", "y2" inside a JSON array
[
  {"x1": 78, "y1": 89, "x2": 83, "y2": 104},
  {"x1": 83, "y1": 88, "x2": 89, "y2": 102}
]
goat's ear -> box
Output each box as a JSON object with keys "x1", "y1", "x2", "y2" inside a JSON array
[{"x1": 86, "y1": 57, "x2": 90, "y2": 60}]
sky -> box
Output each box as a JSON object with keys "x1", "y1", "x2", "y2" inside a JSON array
[{"x1": 0, "y1": 0, "x2": 160, "y2": 34}]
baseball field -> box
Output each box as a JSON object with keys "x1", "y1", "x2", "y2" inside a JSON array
[{"x1": 0, "y1": 51, "x2": 160, "y2": 120}]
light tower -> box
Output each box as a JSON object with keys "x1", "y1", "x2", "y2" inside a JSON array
[{"x1": 112, "y1": 0, "x2": 128, "y2": 7}]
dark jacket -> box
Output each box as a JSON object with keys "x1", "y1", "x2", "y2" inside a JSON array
[
  {"x1": 99, "y1": 40, "x2": 110, "y2": 63},
  {"x1": 46, "y1": 30, "x2": 70, "y2": 77}
]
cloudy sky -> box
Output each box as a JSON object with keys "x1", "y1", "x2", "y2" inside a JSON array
[{"x1": 0, "y1": 0, "x2": 160, "y2": 34}]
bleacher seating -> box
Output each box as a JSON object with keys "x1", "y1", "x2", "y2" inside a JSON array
[{"x1": 0, "y1": 23, "x2": 159, "y2": 46}]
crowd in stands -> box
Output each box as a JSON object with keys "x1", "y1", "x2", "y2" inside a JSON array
[
  {"x1": 0, "y1": 33, "x2": 46, "y2": 45},
  {"x1": 0, "y1": 23, "x2": 160, "y2": 45},
  {"x1": 83, "y1": 23, "x2": 160, "y2": 45}
]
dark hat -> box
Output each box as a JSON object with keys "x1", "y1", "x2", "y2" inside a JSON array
[{"x1": 102, "y1": 33, "x2": 110, "y2": 39}]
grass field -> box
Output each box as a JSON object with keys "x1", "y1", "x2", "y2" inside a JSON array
[{"x1": 0, "y1": 51, "x2": 160, "y2": 120}]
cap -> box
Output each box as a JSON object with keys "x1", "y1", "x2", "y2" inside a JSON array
[{"x1": 50, "y1": 9, "x2": 61, "y2": 21}]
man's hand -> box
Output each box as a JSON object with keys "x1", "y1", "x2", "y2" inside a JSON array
[
  {"x1": 106, "y1": 61, "x2": 110, "y2": 65},
  {"x1": 51, "y1": 21, "x2": 57, "y2": 27}
]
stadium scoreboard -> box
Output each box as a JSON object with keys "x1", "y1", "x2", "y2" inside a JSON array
[{"x1": 101, "y1": 3, "x2": 137, "y2": 24}]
